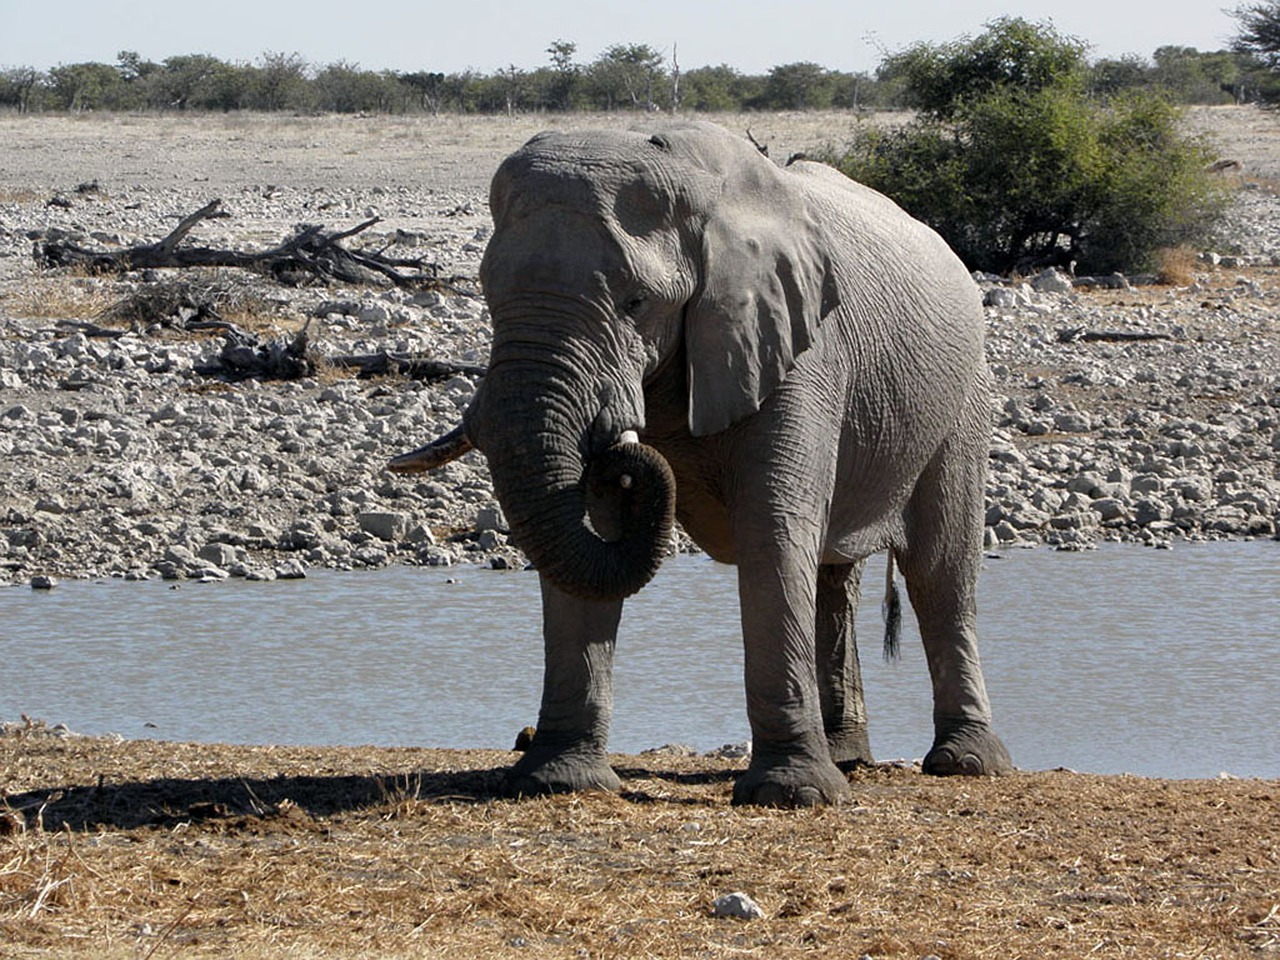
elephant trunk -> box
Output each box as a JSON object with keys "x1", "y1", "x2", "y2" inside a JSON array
[{"x1": 478, "y1": 360, "x2": 676, "y2": 602}]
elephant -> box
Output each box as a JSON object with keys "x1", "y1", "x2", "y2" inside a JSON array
[{"x1": 389, "y1": 120, "x2": 1012, "y2": 806}]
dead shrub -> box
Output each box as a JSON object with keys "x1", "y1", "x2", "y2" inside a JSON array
[
  {"x1": 1155, "y1": 245, "x2": 1199, "y2": 286},
  {"x1": 98, "y1": 271, "x2": 290, "y2": 335}
]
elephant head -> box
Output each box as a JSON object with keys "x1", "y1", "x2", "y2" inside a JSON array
[{"x1": 390, "y1": 122, "x2": 840, "y2": 601}]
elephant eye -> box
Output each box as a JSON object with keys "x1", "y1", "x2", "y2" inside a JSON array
[{"x1": 622, "y1": 293, "x2": 647, "y2": 316}]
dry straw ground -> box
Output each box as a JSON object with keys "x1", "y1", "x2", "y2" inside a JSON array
[{"x1": 2, "y1": 723, "x2": 1277, "y2": 959}]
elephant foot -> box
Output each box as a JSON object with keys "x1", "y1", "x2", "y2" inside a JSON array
[
  {"x1": 827, "y1": 725, "x2": 874, "y2": 772},
  {"x1": 923, "y1": 723, "x2": 1013, "y2": 776},
  {"x1": 501, "y1": 742, "x2": 621, "y2": 798},
  {"x1": 732, "y1": 753, "x2": 851, "y2": 807}
]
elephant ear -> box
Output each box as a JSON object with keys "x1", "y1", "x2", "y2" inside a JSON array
[{"x1": 684, "y1": 193, "x2": 840, "y2": 437}]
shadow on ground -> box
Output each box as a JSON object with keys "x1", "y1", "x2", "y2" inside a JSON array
[
  {"x1": 5, "y1": 763, "x2": 740, "y2": 830},
  {"x1": 5, "y1": 767, "x2": 509, "y2": 831}
]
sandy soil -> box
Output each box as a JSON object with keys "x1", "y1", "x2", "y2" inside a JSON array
[
  {"x1": 0, "y1": 110, "x2": 886, "y2": 200},
  {"x1": 2, "y1": 105, "x2": 1275, "y2": 197}
]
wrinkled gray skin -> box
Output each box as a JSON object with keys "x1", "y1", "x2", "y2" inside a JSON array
[{"x1": 392, "y1": 121, "x2": 1012, "y2": 806}]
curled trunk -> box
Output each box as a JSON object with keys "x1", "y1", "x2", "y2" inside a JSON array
[{"x1": 480, "y1": 369, "x2": 676, "y2": 601}]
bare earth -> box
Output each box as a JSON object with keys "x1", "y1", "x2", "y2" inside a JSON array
[
  {"x1": 3, "y1": 723, "x2": 1278, "y2": 959},
  {"x1": 1, "y1": 108, "x2": 1278, "y2": 959},
  {"x1": 1, "y1": 105, "x2": 1276, "y2": 199}
]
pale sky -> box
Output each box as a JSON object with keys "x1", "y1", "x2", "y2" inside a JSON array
[{"x1": 0, "y1": 0, "x2": 1242, "y2": 75}]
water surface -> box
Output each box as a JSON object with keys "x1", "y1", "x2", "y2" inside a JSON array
[{"x1": 3, "y1": 542, "x2": 1276, "y2": 779}]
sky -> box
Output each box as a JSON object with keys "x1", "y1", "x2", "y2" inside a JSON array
[{"x1": 0, "y1": 0, "x2": 1244, "y2": 75}]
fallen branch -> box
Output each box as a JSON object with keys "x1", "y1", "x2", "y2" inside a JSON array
[
  {"x1": 1056, "y1": 327, "x2": 1173, "y2": 344},
  {"x1": 37, "y1": 200, "x2": 467, "y2": 291},
  {"x1": 328, "y1": 351, "x2": 486, "y2": 381},
  {"x1": 54, "y1": 320, "x2": 130, "y2": 339},
  {"x1": 192, "y1": 323, "x2": 485, "y2": 384},
  {"x1": 193, "y1": 321, "x2": 315, "y2": 381}
]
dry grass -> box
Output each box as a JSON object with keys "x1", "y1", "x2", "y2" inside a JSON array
[
  {"x1": 1154, "y1": 245, "x2": 1200, "y2": 287},
  {"x1": 1, "y1": 271, "x2": 301, "y2": 358},
  {"x1": 2, "y1": 725, "x2": 1276, "y2": 959},
  {"x1": 0, "y1": 187, "x2": 43, "y2": 205},
  {"x1": 2, "y1": 275, "x2": 116, "y2": 323}
]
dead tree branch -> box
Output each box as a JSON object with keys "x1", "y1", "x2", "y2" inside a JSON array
[
  {"x1": 327, "y1": 351, "x2": 487, "y2": 381},
  {"x1": 1056, "y1": 327, "x2": 1174, "y2": 344},
  {"x1": 37, "y1": 200, "x2": 470, "y2": 291},
  {"x1": 192, "y1": 324, "x2": 486, "y2": 384},
  {"x1": 192, "y1": 321, "x2": 316, "y2": 381}
]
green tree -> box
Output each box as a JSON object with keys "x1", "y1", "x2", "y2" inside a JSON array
[
  {"x1": 1231, "y1": 2, "x2": 1280, "y2": 100},
  {"x1": 680, "y1": 64, "x2": 748, "y2": 111},
  {"x1": 829, "y1": 71, "x2": 885, "y2": 110},
  {"x1": 496, "y1": 64, "x2": 526, "y2": 115},
  {"x1": 836, "y1": 20, "x2": 1224, "y2": 275},
  {"x1": 755, "y1": 61, "x2": 835, "y2": 109},
  {"x1": 401, "y1": 71, "x2": 445, "y2": 114},
  {"x1": 47, "y1": 61, "x2": 124, "y2": 110},
  {"x1": 312, "y1": 61, "x2": 402, "y2": 113},
  {"x1": 881, "y1": 16, "x2": 1088, "y2": 119},
  {"x1": 204, "y1": 60, "x2": 256, "y2": 111},
  {"x1": 440, "y1": 70, "x2": 480, "y2": 112},
  {"x1": 1231, "y1": 1, "x2": 1280, "y2": 68},
  {"x1": 0, "y1": 66, "x2": 43, "y2": 112},
  {"x1": 546, "y1": 39, "x2": 579, "y2": 110},
  {"x1": 116, "y1": 50, "x2": 158, "y2": 84},
  {"x1": 587, "y1": 43, "x2": 665, "y2": 110},
  {"x1": 249, "y1": 51, "x2": 309, "y2": 111},
  {"x1": 1149, "y1": 46, "x2": 1236, "y2": 103},
  {"x1": 1089, "y1": 55, "x2": 1150, "y2": 98},
  {"x1": 153, "y1": 54, "x2": 224, "y2": 109}
]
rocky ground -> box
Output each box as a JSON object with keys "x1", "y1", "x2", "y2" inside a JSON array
[{"x1": 0, "y1": 107, "x2": 1277, "y2": 585}]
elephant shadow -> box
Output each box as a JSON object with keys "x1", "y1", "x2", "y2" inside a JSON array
[
  {"x1": 5, "y1": 766, "x2": 508, "y2": 832},
  {"x1": 6, "y1": 763, "x2": 739, "y2": 831}
]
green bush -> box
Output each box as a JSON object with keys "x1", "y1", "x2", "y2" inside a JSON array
[
  {"x1": 883, "y1": 17, "x2": 1090, "y2": 120},
  {"x1": 833, "y1": 21, "x2": 1227, "y2": 276}
]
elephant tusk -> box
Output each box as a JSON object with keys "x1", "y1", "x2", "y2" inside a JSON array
[
  {"x1": 387, "y1": 424, "x2": 474, "y2": 473},
  {"x1": 616, "y1": 431, "x2": 639, "y2": 487}
]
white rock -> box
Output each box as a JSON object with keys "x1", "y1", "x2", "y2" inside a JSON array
[
  {"x1": 1031, "y1": 267, "x2": 1074, "y2": 294},
  {"x1": 712, "y1": 892, "x2": 765, "y2": 920}
]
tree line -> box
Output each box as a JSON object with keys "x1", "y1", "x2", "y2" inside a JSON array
[{"x1": 1, "y1": 34, "x2": 1278, "y2": 116}]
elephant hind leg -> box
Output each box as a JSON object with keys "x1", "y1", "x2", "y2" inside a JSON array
[
  {"x1": 816, "y1": 561, "x2": 873, "y2": 769},
  {"x1": 898, "y1": 400, "x2": 1013, "y2": 776},
  {"x1": 730, "y1": 540, "x2": 852, "y2": 807}
]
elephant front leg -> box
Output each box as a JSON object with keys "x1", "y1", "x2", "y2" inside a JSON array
[
  {"x1": 502, "y1": 576, "x2": 623, "y2": 797},
  {"x1": 733, "y1": 548, "x2": 852, "y2": 807},
  {"x1": 816, "y1": 561, "x2": 873, "y2": 769}
]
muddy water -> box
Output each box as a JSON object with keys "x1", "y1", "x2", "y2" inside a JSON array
[{"x1": 3, "y1": 543, "x2": 1276, "y2": 779}]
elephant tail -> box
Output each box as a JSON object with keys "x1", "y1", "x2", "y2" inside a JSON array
[{"x1": 882, "y1": 552, "x2": 902, "y2": 661}]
